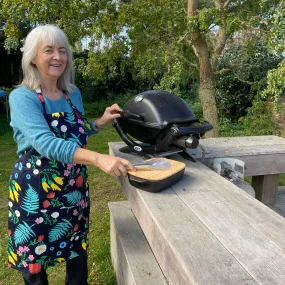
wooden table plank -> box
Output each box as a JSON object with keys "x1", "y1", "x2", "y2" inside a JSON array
[
  {"x1": 191, "y1": 136, "x2": 285, "y2": 151},
  {"x1": 185, "y1": 135, "x2": 285, "y2": 205},
  {"x1": 118, "y1": 178, "x2": 257, "y2": 285},
  {"x1": 171, "y1": 168, "x2": 285, "y2": 284},
  {"x1": 110, "y1": 143, "x2": 258, "y2": 285},
  {"x1": 187, "y1": 136, "x2": 285, "y2": 176},
  {"x1": 171, "y1": 155, "x2": 285, "y2": 254},
  {"x1": 172, "y1": 156, "x2": 285, "y2": 252},
  {"x1": 110, "y1": 141, "x2": 285, "y2": 285},
  {"x1": 192, "y1": 154, "x2": 285, "y2": 177}
]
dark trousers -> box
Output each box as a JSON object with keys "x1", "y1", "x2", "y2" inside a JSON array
[{"x1": 21, "y1": 253, "x2": 88, "y2": 285}]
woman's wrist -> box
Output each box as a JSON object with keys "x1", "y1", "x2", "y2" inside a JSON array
[
  {"x1": 93, "y1": 119, "x2": 104, "y2": 131},
  {"x1": 92, "y1": 152, "x2": 101, "y2": 167}
]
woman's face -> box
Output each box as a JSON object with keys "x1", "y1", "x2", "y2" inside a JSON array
[{"x1": 32, "y1": 41, "x2": 68, "y2": 81}]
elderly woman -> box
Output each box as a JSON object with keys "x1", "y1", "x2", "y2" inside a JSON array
[{"x1": 8, "y1": 24, "x2": 135, "y2": 285}]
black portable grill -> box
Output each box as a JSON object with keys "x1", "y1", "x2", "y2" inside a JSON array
[{"x1": 113, "y1": 90, "x2": 213, "y2": 159}]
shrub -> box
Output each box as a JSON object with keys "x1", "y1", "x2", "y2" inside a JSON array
[
  {"x1": 239, "y1": 100, "x2": 278, "y2": 136},
  {"x1": 216, "y1": 33, "x2": 283, "y2": 120},
  {"x1": 219, "y1": 117, "x2": 245, "y2": 137},
  {"x1": 83, "y1": 92, "x2": 135, "y2": 118},
  {"x1": 179, "y1": 85, "x2": 204, "y2": 121}
]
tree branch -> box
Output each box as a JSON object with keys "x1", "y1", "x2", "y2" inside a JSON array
[
  {"x1": 212, "y1": 26, "x2": 227, "y2": 71},
  {"x1": 211, "y1": 1, "x2": 228, "y2": 71},
  {"x1": 224, "y1": 0, "x2": 231, "y2": 9},
  {"x1": 178, "y1": 31, "x2": 191, "y2": 43},
  {"x1": 227, "y1": 0, "x2": 251, "y2": 13},
  {"x1": 187, "y1": 0, "x2": 198, "y2": 17},
  {"x1": 187, "y1": 0, "x2": 208, "y2": 58},
  {"x1": 232, "y1": 74, "x2": 258, "y2": 85},
  {"x1": 133, "y1": 34, "x2": 171, "y2": 49},
  {"x1": 176, "y1": 53, "x2": 198, "y2": 69},
  {"x1": 214, "y1": 0, "x2": 230, "y2": 9},
  {"x1": 218, "y1": 68, "x2": 259, "y2": 85}
]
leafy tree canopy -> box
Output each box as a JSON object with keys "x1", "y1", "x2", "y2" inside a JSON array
[
  {"x1": 262, "y1": 1, "x2": 285, "y2": 108},
  {"x1": 2, "y1": 0, "x2": 280, "y2": 87},
  {"x1": 216, "y1": 30, "x2": 283, "y2": 118},
  {"x1": 1, "y1": 0, "x2": 284, "y2": 131}
]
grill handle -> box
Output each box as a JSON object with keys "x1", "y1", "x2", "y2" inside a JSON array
[
  {"x1": 119, "y1": 111, "x2": 144, "y2": 121},
  {"x1": 175, "y1": 121, "x2": 213, "y2": 136},
  {"x1": 113, "y1": 119, "x2": 156, "y2": 153}
]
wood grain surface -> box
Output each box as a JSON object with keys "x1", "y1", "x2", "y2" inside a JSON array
[
  {"x1": 110, "y1": 141, "x2": 285, "y2": 285},
  {"x1": 128, "y1": 158, "x2": 185, "y2": 181},
  {"x1": 187, "y1": 136, "x2": 285, "y2": 176},
  {"x1": 109, "y1": 201, "x2": 168, "y2": 285}
]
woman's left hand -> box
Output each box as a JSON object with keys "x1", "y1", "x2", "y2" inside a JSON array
[{"x1": 94, "y1": 104, "x2": 122, "y2": 129}]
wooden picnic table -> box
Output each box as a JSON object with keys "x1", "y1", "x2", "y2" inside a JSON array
[
  {"x1": 109, "y1": 140, "x2": 285, "y2": 285},
  {"x1": 187, "y1": 135, "x2": 285, "y2": 205}
]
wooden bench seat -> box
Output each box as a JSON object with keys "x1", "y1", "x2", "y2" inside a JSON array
[
  {"x1": 110, "y1": 142, "x2": 285, "y2": 285},
  {"x1": 109, "y1": 201, "x2": 168, "y2": 285}
]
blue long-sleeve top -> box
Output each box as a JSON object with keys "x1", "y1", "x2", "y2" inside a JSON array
[{"x1": 9, "y1": 85, "x2": 97, "y2": 164}]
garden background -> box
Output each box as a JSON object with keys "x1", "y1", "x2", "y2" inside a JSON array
[{"x1": 1, "y1": 0, "x2": 285, "y2": 284}]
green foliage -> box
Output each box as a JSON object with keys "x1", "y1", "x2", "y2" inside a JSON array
[
  {"x1": 262, "y1": 60, "x2": 285, "y2": 112},
  {"x1": 117, "y1": 0, "x2": 198, "y2": 94},
  {"x1": 262, "y1": 1, "x2": 285, "y2": 108},
  {"x1": 0, "y1": 0, "x2": 93, "y2": 50},
  {"x1": 74, "y1": 51, "x2": 143, "y2": 102},
  {"x1": 83, "y1": 92, "x2": 135, "y2": 118},
  {"x1": 239, "y1": 100, "x2": 278, "y2": 136},
  {"x1": 218, "y1": 117, "x2": 245, "y2": 137},
  {"x1": 216, "y1": 32, "x2": 282, "y2": 119},
  {"x1": 180, "y1": 86, "x2": 204, "y2": 121},
  {"x1": 77, "y1": 42, "x2": 129, "y2": 87},
  {"x1": 267, "y1": 2, "x2": 285, "y2": 54},
  {"x1": 217, "y1": 99, "x2": 278, "y2": 138},
  {"x1": 1, "y1": 0, "x2": 284, "y2": 126}
]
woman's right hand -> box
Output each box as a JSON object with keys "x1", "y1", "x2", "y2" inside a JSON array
[{"x1": 95, "y1": 154, "x2": 136, "y2": 177}]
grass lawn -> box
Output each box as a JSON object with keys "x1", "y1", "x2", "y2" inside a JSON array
[{"x1": 0, "y1": 117, "x2": 125, "y2": 285}]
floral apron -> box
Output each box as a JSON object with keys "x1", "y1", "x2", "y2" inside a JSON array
[{"x1": 8, "y1": 90, "x2": 91, "y2": 274}]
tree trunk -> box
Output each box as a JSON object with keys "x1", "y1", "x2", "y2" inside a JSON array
[
  {"x1": 188, "y1": 0, "x2": 219, "y2": 137},
  {"x1": 198, "y1": 43, "x2": 219, "y2": 137}
]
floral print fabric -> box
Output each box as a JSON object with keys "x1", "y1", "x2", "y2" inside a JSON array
[{"x1": 8, "y1": 91, "x2": 91, "y2": 273}]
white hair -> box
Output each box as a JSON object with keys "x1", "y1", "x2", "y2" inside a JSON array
[{"x1": 19, "y1": 24, "x2": 74, "y2": 93}]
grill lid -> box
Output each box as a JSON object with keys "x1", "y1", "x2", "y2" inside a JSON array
[{"x1": 121, "y1": 90, "x2": 199, "y2": 129}]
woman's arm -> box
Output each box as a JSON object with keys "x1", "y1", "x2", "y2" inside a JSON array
[
  {"x1": 10, "y1": 87, "x2": 78, "y2": 164},
  {"x1": 68, "y1": 88, "x2": 133, "y2": 175},
  {"x1": 72, "y1": 148, "x2": 136, "y2": 177}
]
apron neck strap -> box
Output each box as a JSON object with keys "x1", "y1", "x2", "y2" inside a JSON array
[{"x1": 35, "y1": 89, "x2": 77, "y2": 114}]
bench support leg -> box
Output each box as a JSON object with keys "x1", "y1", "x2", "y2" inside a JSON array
[{"x1": 252, "y1": 174, "x2": 279, "y2": 205}]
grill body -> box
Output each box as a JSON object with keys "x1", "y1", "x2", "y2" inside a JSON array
[{"x1": 113, "y1": 90, "x2": 213, "y2": 155}]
